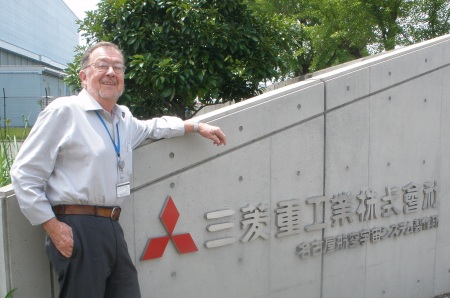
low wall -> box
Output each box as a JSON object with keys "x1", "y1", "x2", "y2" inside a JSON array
[{"x1": 1, "y1": 34, "x2": 450, "y2": 298}]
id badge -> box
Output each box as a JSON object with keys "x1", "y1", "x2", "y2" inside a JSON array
[{"x1": 117, "y1": 182, "x2": 131, "y2": 197}]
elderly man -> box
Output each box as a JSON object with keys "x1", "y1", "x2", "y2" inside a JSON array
[{"x1": 10, "y1": 42, "x2": 226, "y2": 298}]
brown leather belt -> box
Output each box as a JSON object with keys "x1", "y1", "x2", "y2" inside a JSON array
[{"x1": 52, "y1": 205, "x2": 121, "y2": 220}]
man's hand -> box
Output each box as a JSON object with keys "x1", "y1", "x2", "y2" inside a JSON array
[
  {"x1": 197, "y1": 123, "x2": 226, "y2": 146},
  {"x1": 185, "y1": 121, "x2": 227, "y2": 146},
  {"x1": 43, "y1": 217, "x2": 73, "y2": 258}
]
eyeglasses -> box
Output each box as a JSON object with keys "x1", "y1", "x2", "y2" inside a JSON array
[{"x1": 83, "y1": 61, "x2": 126, "y2": 74}]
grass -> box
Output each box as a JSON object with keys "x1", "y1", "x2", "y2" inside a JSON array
[
  {"x1": 0, "y1": 127, "x2": 31, "y2": 141},
  {"x1": 0, "y1": 115, "x2": 31, "y2": 141},
  {"x1": 0, "y1": 135, "x2": 21, "y2": 187},
  {"x1": 0, "y1": 116, "x2": 31, "y2": 187}
]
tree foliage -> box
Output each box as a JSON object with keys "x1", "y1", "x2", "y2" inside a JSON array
[
  {"x1": 248, "y1": 0, "x2": 375, "y2": 75},
  {"x1": 65, "y1": 0, "x2": 450, "y2": 117},
  {"x1": 399, "y1": 0, "x2": 450, "y2": 44},
  {"x1": 65, "y1": 0, "x2": 299, "y2": 119},
  {"x1": 249, "y1": 0, "x2": 450, "y2": 75},
  {"x1": 64, "y1": 45, "x2": 86, "y2": 92}
]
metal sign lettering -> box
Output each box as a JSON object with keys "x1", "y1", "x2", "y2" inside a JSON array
[{"x1": 141, "y1": 180, "x2": 438, "y2": 261}]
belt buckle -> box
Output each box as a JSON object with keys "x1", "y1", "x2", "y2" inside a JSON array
[{"x1": 111, "y1": 207, "x2": 121, "y2": 220}]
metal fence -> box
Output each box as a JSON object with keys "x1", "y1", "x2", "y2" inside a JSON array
[{"x1": 0, "y1": 87, "x2": 53, "y2": 128}]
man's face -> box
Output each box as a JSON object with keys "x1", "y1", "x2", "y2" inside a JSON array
[{"x1": 79, "y1": 46, "x2": 125, "y2": 104}]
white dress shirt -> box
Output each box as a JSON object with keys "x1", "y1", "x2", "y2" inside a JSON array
[{"x1": 10, "y1": 89, "x2": 185, "y2": 225}]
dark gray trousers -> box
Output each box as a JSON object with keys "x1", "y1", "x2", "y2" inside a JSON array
[{"x1": 45, "y1": 215, "x2": 141, "y2": 298}]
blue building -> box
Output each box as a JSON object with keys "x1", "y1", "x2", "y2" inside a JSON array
[{"x1": 0, "y1": 0, "x2": 79, "y2": 126}]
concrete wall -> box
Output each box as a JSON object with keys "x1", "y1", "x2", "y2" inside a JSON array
[{"x1": 1, "y1": 34, "x2": 450, "y2": 297}]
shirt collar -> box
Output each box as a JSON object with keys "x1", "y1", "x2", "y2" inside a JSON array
[{"x1": 79, "y1": 89, "x2": 125, "y2": 119}]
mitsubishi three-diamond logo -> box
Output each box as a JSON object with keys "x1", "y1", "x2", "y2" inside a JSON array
[{"x1": 141, "y1": 196, "x2": 198, "y2": 260}]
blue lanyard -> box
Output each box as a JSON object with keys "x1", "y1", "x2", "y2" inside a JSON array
[{"x1": 95, "y1": 111, "x2": 120, "y2": 157}]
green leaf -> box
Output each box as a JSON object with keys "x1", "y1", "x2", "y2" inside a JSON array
[
  {"x1": 5, "y1": 288, "x2": 17, "y2": 298},
  {"x1": 161, "y1": 87, "x2": 173, "y2": 97}
]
